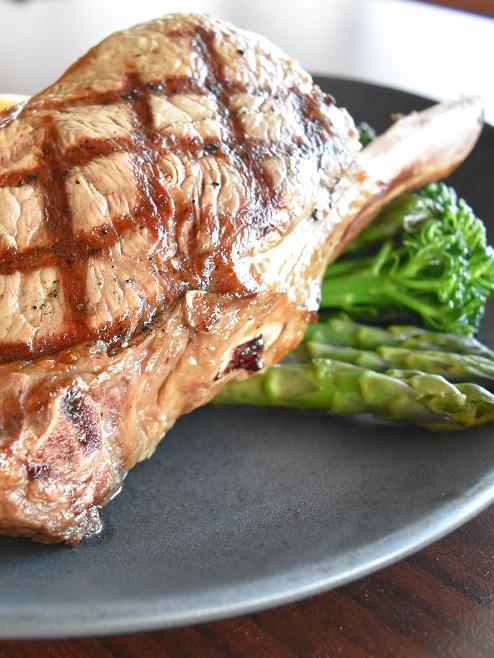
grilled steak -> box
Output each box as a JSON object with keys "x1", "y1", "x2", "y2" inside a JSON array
[{"x1": 0, "y1": 14, "x2": 483, "y2": 543}]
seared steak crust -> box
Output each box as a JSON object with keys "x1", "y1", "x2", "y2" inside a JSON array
[
  {"x1": 0, "y1": 289, "x2": 304, "y2": 542},
  {"x1": 0, "y1": 14, "x2": 356, "y2": 363},
  {"x1": 0, "y1": 13, "x2": 360, "y2": 542},
  {"x1": 0, "y1": 14, "x2": 483, "y2": 542}
]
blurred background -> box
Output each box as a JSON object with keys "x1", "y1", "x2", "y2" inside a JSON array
[{"x1": 0, "y1": 0, "x2": 492, "y2": 121}]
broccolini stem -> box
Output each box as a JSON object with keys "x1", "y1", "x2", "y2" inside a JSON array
[{"x1": 320, "y1": 275, "x2": 445, "y2": 321}]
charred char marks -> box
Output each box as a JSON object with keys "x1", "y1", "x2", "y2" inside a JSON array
[
  {"x1": 123, "y1": 70, "x2": 172, "y2": 241},
  {"x1": 26, "y1": 463, "x2": 51, "y2": 480},
  {"x1": 0, "y1": 169, "x2": 40, "y2": 188},
  {"x1": 145, "y1": 81, "x2": 164, "y2": 94},
  {"x1": 227, "y1": 335, "x2": 265, "y2": 374},
  {"x1": 0, "y1": 246, "x2": 57, "y2": 275},
  {"x1": 0, "y1": 23, "x2": 333, "y2": 364},
  {"x1": 63, "y1": 135, "x2": 131, "y2": 169},
  {"x1": 39, "y1": 121, "x2": 90, "y2": 335},
  {"x1": 121, "y1": 88, "x2": 141, "y2": 101},
  {"x1": 291, "y1": 89, "x2": 333, "y2": 170},
  {"x1": 35, "y1": 76, "x2": 209, "y2": 112},
  {"x1": 193, "y1": 27, "x2": 275, "y2": 208},
  {"x1": 123, "y1": 73, "x2": 153, "y2": 127},
  {"x1": 203, "y1": 142, "x2": 218, "y2": 154},
  {"x1": 62, "y1": 388, "x2": 101, "y2": 451}
]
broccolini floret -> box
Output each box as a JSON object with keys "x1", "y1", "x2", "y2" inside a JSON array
[{"x1": 321, "y1": 183, "x2": 494, "y2": 336}]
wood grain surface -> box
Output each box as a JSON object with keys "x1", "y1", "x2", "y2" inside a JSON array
[
  {"x1": 2, "y1": 505, "x2": 493, "y2": 658},
  {"x1": 422, "y1": 0, "x2": 494, "y2": 17}
]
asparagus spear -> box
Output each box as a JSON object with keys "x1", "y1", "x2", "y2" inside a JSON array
[
  {"x1": 215, "y1": 359, "x2": 494, "y2": 431},
  {"x1": 305, "y1": 342, "x2": 494, "y2": 388},
  {"x1": 304, "y1": 315, "x2": 494, "y2": 359}
]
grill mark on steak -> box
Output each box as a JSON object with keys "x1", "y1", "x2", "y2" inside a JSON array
[
  {"x1": 33, "y1": 75, "x2": 306, "y2": 115},
  {"x1": 0, "y1": 25, "x2": 334, "y2": 362},
  {"x1": 0, "y1": 233, "x2": 113, "y2": 275},
  {"x1": 194, "y1": 27, "x2": 274, "y2": 210},
  {"x1": 289, "y1": 90, "x2": 335, "y2": 171},
  {"x1": 35, "y1": 76, "x2": 210, "y2": 112},
  {"x1": 123, "y1": 70, "x2": 173, "y2": 243},
  {"x1": 63, "y1": 135, "x2": 132, "y2": 170},
  {"x1": 0, "y1": 245, "x2": 64, "y2": 275},
  {"x1": 0, "y1": 169, "x2": 39, "y2": 188},
  {"x1": 0, "y1": 130, "x2": 309, "y2": 192},
  {"x1": 120, "y1": 70, "x2": 176, "y2": 335},
  {"x1": 38, "y1": 121, "x2": 90, "y2": 336}
]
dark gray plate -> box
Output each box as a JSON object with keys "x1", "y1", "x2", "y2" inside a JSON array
[{"x1": 1, "y1": 78, "x2": 493, "y2": 640}]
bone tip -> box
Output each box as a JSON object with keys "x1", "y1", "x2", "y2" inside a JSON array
[{"x1": 449, "y1": 94, "x2": 485, "y2": 123}]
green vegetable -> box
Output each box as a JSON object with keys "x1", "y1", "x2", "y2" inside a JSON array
[
  {"x1": 321, "y1": 183, "x2": 494, "y2": 336},
  {"x1": 214, "y1": 358, "x2": 494, "y2": 431},
  {"x1": 304, "y1": 315, "x2": 494, "y2": 359},
  {"x1": 215, "y1": 119, "x2": 494, "y2": 431},
  {"x1": 357, "y1": 121, "x2": 377, "y2": 147},
  {"x1": 216, "y1": 316, "x2": 494, "y2": 431},
  {"x1": 305, "y1": 343, "x2": 494, "y2": 388}
]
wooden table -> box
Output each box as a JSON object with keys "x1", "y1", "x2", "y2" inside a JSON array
[
  {"x1": 0, "y1": 504, "x2": 492, "y2": 657},
  {"x1": 0, "y1": 1, "x2": 493, "y2": 656}
]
